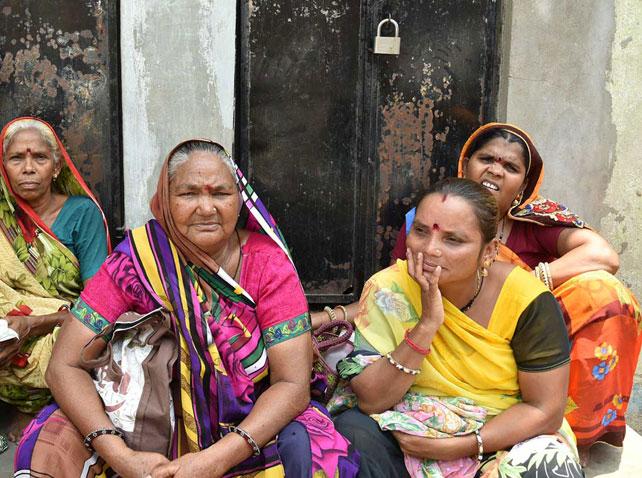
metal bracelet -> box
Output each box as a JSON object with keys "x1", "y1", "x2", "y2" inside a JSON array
[
  {"x1": 543, "y1": 261, "x2": 554, "y2": 290},
  {"x1": 474, "y1": 429, "x2": 484, "y2": 461},
  {"x1": 83, "y1": 428, "x2": 124, "y2": 451},
  {"x1": 385, "y1": 353, "x2": 420, "y2": 375},
  {"x1": 336, "y1": 305, "x2": 348, "y2": 321},
  {"x1": 323, "y1": 306, "x2": 337, "y2": 323},
  {"x1": 228, "y1": 425, "x2": 261, "y2": 456}
]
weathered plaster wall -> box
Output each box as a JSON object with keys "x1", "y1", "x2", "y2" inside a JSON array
[
  {"x1": 601, "y1": 2, "x2": 642, "y2": 310},
  {"x1": 501, "y1": 1, "x2": 616, "y2": 227},
  {"x1": 500, "y1": 0, "x2": 642, "y2": 432},
  {"x1": 603, "y1": 0, "x2": 642, "y2": 433},
  {"x1": 121, "y1": 0, "x2": 235, "y2": 227}
]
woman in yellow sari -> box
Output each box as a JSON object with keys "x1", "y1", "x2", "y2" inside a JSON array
[
  {"x1": 0, "y1": 117, "x2": 110, "y2": 416},
  {"x1": 333, "y1": 178, "x2": 583, "y2": 477},
  {"x1": 391, "y1": 123, "x2": 641, "y2": 463}
]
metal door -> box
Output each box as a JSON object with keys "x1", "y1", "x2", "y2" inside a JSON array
[
  {"x1": 0, "y1": 0, "x2": 123, "y2": 243},
  {"x1": 236, "y1": 0, "x2": 501, "y2": 303}
]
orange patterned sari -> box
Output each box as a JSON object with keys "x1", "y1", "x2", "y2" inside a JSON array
[{"x1": 473, "y1": 122, "x2": 642, "y2": 447}]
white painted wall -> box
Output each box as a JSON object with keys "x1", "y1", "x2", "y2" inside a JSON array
[
  {"x1": 120, "y1": 0, "x2": 236, "y2": 227},
  {"x1": 499, "y1": 0, "x2": 642, "y2": 431},
  {"x1": 499, "y1": 0, "x2": 642, "y2": 297}
]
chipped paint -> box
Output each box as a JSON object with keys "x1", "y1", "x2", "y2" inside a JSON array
[
  {"x1": 0, "y1": 1, "x2": 120, "y2": 232},
  {"x1": 375, "y1": 68, "x2": 454, "y2": 265}
]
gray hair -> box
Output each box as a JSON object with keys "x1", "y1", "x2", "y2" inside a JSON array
[
  {"x1": 2, "y1": 119, "x2": 62, "y2": 165},
  {"x1": 167, "y1": 140, "x2": 238, "y2": 183}
]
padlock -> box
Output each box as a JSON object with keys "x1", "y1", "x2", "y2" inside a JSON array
[{"x1": 374, "y1": 18, "x2": 400, "y2": 55}]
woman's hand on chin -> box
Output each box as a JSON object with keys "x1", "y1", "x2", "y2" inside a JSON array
[
  {"x1": 406, "y1": 249, "x2": 444, "y2": 332},
  {"x1": 148, "y1": 449, "x2": 228, "y2": 478}
]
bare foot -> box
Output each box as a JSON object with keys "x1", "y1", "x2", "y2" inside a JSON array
[{"x1": 578, "y1": 445, "x2": 592, "y2": 467}]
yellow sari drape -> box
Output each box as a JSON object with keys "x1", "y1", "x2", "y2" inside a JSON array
[
  {"x1": 0, "y1": 229, "x2": 67, "y2": 398},
  {"x1": 356, "y1": 260, "x2": 548, "y2": 417}
]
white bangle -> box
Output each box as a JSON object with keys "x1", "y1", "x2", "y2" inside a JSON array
[
  {"x1": 385, "y1": 353, "x2": 420, "y2": 375},
  {"x1": 474, "y1": 429, "x2": 484, "y2": 461},
  {"x1": 543, "y1": 261, "x2": 554, "y2": 290},
  {"x1": 323, "y1": 306, "x2": 336, "y2": 323}
]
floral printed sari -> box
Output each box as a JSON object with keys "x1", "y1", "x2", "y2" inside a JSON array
[{"x1": 0, "y1": 117, "x2": 110, "y2": 413}]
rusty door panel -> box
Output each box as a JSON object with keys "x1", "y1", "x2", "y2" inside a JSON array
[
  {"x1": 0, "y1": 0, "x2": 123, "y2": 242},
  {"x1": 237, "y1": 0, "x2": 500, "y2": 302},
  {"x1": 237, "y1": 0, "x2": 365, "y2": 302},
  {"x1": 368, "y1": 0, "x2": 500, "y2": 270}
]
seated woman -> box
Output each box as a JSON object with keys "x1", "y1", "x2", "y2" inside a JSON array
[
  {"x1": 15, "y1": 140, "x2": 359, "y2": 477},
  {"x1": 0, "y1": 117, "x2": 110, "y2": 415},
  {"x1": 391, "y1": 123, "x2": 641, "y2": 460},
  {"x1": 333, "y1": 178, "x2": 583, "y2": 477}
]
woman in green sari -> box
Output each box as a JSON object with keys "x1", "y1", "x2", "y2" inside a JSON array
[{"x1": 0, "y1": 117, "x2": 110, "y2": 417}]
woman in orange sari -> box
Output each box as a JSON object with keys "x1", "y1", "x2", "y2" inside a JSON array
[{"x1": 392, "y1": 123, "x2": 642, "y2": 463}]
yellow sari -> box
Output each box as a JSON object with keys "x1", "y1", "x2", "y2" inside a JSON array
[{"x1": 355, "y1": 259, "x2": 575, "y2": 446}]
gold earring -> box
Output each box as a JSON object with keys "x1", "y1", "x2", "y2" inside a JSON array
[
  {"x1": 480, "y1": 258, "x2": 492, "y2": 277},
  {"x1": 512, "y1": 192, "x2": 524, "y2": 207}
]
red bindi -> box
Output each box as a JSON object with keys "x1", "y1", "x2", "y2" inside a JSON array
[
  {"x1": 432, "y1": 223, "x2": 440, "y2": 231},
  {"x1": 26, "y1": 147, "x2": 32, "y2": 154},
  {"x1": 494, "y1": 157, "x2": 505, "y2": 166},
  {"x1": 204, "y1": 185, "x2": 216, "y2": 193}
]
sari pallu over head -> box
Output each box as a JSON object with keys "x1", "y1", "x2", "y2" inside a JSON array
[
  {"x1": 119, "y1": 140, "x2": 300, "y2": 473},
  {"x1": 403, "y1": 123, "x2": 586, "y2": 265},
  {"x1": 456, "y1": 122, "x2": 587, "y2": 265},
  {"x1": 0, "y1": 117, "x2": 111, "y2": 305}
]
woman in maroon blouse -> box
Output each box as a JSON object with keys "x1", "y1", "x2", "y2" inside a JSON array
[{"x1": 391, "y1": 123, "x2": 641, "y2": 464}]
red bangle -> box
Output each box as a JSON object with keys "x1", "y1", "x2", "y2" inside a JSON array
[{"x1": 404, "y1": 329, "x2": 430, "y2": 355}]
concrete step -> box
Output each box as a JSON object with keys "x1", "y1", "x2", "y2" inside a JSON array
[{"x1": 584, "y1": 426, "x2": 642, "y2": 477}]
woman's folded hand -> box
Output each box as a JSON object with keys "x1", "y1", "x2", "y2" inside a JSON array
[
  {"x1": 109, "y1": 448, "x2": 170, "y2": 478},
  {"x1": 148, "y1": 449, "x2": 228, "y2": 478},
  {"x1": 0, "y1": 315, "x2": 32, "y2": 367},
  {"x1": 406, "y1": 249, "x2": 444, "y2": 332},
  {"x1": 392, "y1": 431, "x2": 477, "y2": 461}
]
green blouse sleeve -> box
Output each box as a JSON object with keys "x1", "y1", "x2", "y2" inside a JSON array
[
  {"x1": 511, "y1": 291, "x2": 571, "y2": 372},
  {"x1": 51, "y1": 196, "x2": 108, "y2": 282}
]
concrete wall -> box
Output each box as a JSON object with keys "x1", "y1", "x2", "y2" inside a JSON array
[
  {"x1": 498, "y1": 0, "x2": 642, "y2": 297},
  {"x1": 120, "y1": 0, "x2": 236, "y2": 227},
  {"x1": 499, "y1": 0, "x2": 642, "y2": 432}
]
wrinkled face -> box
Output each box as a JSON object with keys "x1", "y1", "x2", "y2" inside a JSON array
[
  {"x1": 406, "y1": 193, "x2": 494, "y2": 287},
  {"x1": 3, "y1": 128, "x2": 60, "y2": 204},
  {"x1": 463, "y1": 137, "x2": 528, "y2": 215},
  {"x1": 169, "y1": 151, "x2": 240, "y2": 257}
]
